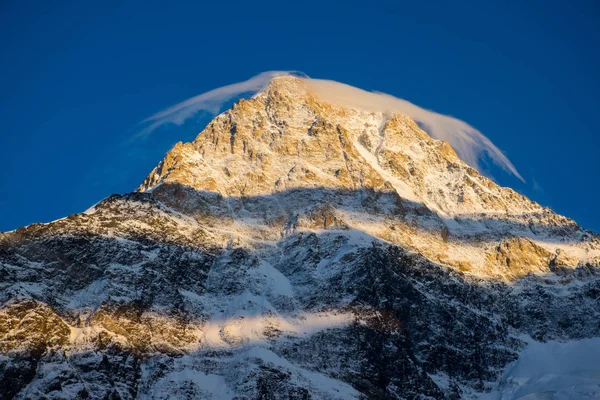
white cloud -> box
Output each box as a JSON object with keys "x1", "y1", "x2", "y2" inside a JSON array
[
  {"x1": 136, "y1": 70, "x2": 295, "y2": 138},
  {"x1": 138, "y1": 71, "x2": 524, "y2": 182},
  {"x1": 301, "y1": 78, "x2": 524, "y2": 182}
]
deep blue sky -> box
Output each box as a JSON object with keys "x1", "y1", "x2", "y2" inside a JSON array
[{"x1": 1, "y1": 0, "x2": 599, "y2": 232}]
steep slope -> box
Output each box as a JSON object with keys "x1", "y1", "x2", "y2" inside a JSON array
[{"x1": 1, "y1": 76, "x2": 599, "y2": 399}]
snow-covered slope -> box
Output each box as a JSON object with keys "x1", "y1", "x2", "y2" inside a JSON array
[
  {"x1": 484, "y1": 337, "x2": 600, "y2": 399},
  {"x1": 1, "y1": 76, "x2": 599, "y2": 399}
]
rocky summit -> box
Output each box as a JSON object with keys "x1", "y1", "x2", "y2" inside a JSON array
[{"x1": 1, "y1": 76, "x2": 599, "y2": 399}]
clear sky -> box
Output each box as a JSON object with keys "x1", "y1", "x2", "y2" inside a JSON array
[{"x1": 1, "y1": 0, "x2": 598, "y2": 232}]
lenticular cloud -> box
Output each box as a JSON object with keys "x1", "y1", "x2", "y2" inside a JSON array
[
  {"x1": 301, "y1": 78, "x2": 524, "y2": 182},
  {"x1": 137, "y1": 70, "x2": 294, "y2": 138},
  {"x1": 138, "y1": 71, "x2": 524, "y2": 182}
]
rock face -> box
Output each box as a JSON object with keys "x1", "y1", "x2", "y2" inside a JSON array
[{"x1": 1, "y1": 76, "x2": 599, "y2": 399}]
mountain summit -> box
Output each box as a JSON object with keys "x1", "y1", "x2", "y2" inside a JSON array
[
  {"x1": 1, "y1": 76, "x2": 599, "y2": 399},
  {"x1": 141, "y1": 76, "x2": 597, "y2": 279}
]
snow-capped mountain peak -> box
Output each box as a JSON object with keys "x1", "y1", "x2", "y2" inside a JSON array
[
  {"x1": 1, "y1": 76, "x2": 599, "y2": 399},
  {"x1": 139, "y1": 76, "x2": 597, "y2": 280}
]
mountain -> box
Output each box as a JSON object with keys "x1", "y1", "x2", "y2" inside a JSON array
[{"x1": 1, "y1": 76, "x2": 599, "y2": 399}]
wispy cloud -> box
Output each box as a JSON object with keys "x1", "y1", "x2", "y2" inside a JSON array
[
  {"x1": 136, "y1": 70, "x2": 298, "y2": 138},
  {"x1": 301, "y1": 78, "x2": 524, "y2": 182},
  {"x1": 137, "y1": 71, "x2": 524, "y2": 182}
]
